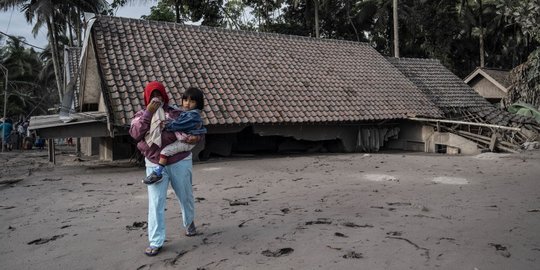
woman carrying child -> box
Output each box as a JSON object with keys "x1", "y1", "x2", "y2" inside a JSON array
[{"x1": 129, "y1": 81, "x2": 204, "y2": 256}]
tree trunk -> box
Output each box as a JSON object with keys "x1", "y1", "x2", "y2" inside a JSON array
[
  {"x1": 393, "y1": 0, "x2": 399, "y2": 57},
  {"x1": 314, "y1": 0, "x2": 319, "y2": 38},
  {"x1": 175, "y1": 0, "x2": 181, "y2": 23},
  {"x1": 478, "y1": 0, "x2": 484, "y2": 67},
  {"x1": 68, "y1": 7, "x2": 73, "y2": 47},
  {"x1": 47, "y1": 17, "x2": 64, "y2": 103},
  {"x1": 346, "y1": 2, "x2": 360, "y2": 41},
  {"x1": 77, "y1": 7, "x2": 82, "y2": 46}
]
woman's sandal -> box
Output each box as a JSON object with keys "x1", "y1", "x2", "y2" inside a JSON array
[{"x1": 144, "y1": 246, "x2": 161, "y2": 256}]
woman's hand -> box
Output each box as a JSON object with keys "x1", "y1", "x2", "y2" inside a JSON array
[{"x1": 146, "y1": 100, "x2": 161, "y2": 114}]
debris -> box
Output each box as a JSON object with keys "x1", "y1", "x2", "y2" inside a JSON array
[
  {"x1": 386, "y1": 202, "x2": 412, "y2": 206},
  {"x1": 164, "y1": 250, "x2": 189, "y2": 266},
  {"x1": 261, "y1": 248, "x2": 294, "y2": 257},
  {"x1": 334, "y1": 232, "x2": 348, "y2": 238},
  {"x1": 223, "y1": 186, "x2": 244, "y2": 190},
  {"x1": 489, "y1": 243, "x2": 511, "y2": 258},
  {"x1": 27, "y1": 234, "x2": 66, "y2": 245},
  {"x1": 386, "y1": 236, "x2": 430, "y2": 259},
  {"x1": 224, "y1": 198, "x2": 249, "y2": 206},
  {"x1": 522, "y1": 141, "x2": 539, "y2": 150},
  {"x1": 41, "y1": 178, "x2": 62, "y2": 182},
  {"x1": 0, "y1": 178, "x2": 23, "y2": 185},
  {"x1": 126, "y1": 221, "x2": 147, "y2": 231},
  {"x1": 327, "y1": 245, "x2": 342, "y2": 250},
  {"x1": 342, "y1": 251, "x2": 363, "y2": 259},
  {"x1": 306, "y1": 218, "x2": 332, "y2": 225},
  {"x1": 342, "y1": 222, "x2": 373, "y2": 228},
  {"x1": 238, "y1": 219, "x2": 254, "y2": 227}
]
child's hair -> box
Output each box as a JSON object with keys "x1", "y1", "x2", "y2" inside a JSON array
[{"x1": 182, "y1": 87, "x2": 205, "y2": 110}]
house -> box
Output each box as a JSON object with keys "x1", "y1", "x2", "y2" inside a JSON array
[
  {"x1": 464, "y1": 67, "x2": 511, "y2": 104},
  {"x1": 32, "y1": 15, "x2": 489, "y2": 161},
  {"x1": 388, "y1": 58, "x2": 537, "y2": 153}
]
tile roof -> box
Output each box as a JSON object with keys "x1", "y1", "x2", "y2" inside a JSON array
[
  {"x1": 66, "y1": 47, "x2": 82, "y2": 108},
  {"x1": 91, "y1": 16, "x2": 442, "y2": 127},
  {"x1": 387, "y1": 57, "x2": 492, "y2": 112},
  {"x1": 388, "y1": 57, "x2": 534, "y2": 126},
  {"x1": 479, "y1": 68, "x2": 510, "y2": 88}
]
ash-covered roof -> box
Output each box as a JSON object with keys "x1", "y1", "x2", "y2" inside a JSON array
[
  {"x1": 91, "y1": 16, "x2": 442, "y2": 126},
  {"x1": 388, "y1": 57, "x2": 533, "y2": 126},
  {"x1": 387, "y1": 57, "x2": 492, "y2": 112},
  {"x1": 65, "y1": 47, "x2": 82, "y2": 108}
]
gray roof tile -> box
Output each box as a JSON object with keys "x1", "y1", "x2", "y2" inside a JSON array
[
  {"x1": 92, "y1": 16, "x2": 442, "y2": 126},
  {"x1": 480, "y1": 68, "x2": 511, "y2": 88},
  {"x1": 388, "y1": 57, "x2": 535, "y2": 125},
  {"x1": 387, "y1": 57, "x2": 491, "y2": 111},
  {"x1": 66, "y1": 47, "x2": 82, "y2": 108}
]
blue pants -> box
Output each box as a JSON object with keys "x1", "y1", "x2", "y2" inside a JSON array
[{"x1": 146, "y1": 158, "x2": 194, "y2": 247}]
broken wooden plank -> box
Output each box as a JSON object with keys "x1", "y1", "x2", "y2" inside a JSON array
[
  {"x1": 409, "y1": 117, "x2": 522, "y2": 131},
  {"x1": 489, "y1": 134, "x2": 498, "y2": 152}
]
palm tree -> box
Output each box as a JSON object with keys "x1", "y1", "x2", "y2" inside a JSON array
[
  {"x1": 0, "y1": 36, "x2": 44, "y2": 117},
  {"x1": 459, "y1": 0, "x2": 499, "y2": 67},
  {"x1": 0, "y1": 0, "x2": 108, "y2": 103},
  {"x1": 292, "y1": 0, "x2": 326, "y2": 38}
]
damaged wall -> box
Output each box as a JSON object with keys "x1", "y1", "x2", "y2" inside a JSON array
[
  {"x1": 386, "y1": 121, "x2": 426, "y2": 151},
  {"x1": 425, "y1": 132, "x2": 480, "y2": 155},
  {"x1": 385, "y1": 121, "x2": 481, "y2": 154},
  {"x1": 253, "y1": 125, "x2": 359, "y2": 152},
  {"x1": 201, "y1": 124, "x2": 403, "y2": 157}
]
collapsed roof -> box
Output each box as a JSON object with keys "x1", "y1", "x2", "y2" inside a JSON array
[{"x1": 89, "y1": 15, "x2": 443, "y2": 127}]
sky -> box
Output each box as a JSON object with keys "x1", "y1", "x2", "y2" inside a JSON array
[{"x1": 0, "y1": 1, "x2": 155, "y2": 50}]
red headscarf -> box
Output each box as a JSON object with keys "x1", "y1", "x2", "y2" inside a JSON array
[{"x1": 143, "y1": 81, "x2": 169, "y2": 107}]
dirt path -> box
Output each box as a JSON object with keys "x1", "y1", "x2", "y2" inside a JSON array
[{"x1": 1, "y1": 149, "x2": 539, "y2": 269}]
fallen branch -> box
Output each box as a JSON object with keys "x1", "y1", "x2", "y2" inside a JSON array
[
  {"x1": 0, "y1": 178, "x2": 23, "y2": 185},
  {"x1": 386, "y1": 236, "x2": 430, "y2": 260}
]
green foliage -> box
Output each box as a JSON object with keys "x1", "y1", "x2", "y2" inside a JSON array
[
  {"x1": 140, "y1": 0, "x2": 224, "y2": 26},
  {"x1": 0, "y1": 36, "x2": 53, "y2": 118},
  {"x1": 498, "y1": 0, "x2": 540, "y2": 108},
  {"x1": 222, "y1": 0, "x2": 256, "y2": 30},
  {"x1": 187, "y1": 0, "x2": 224, "y2": 27},
  {"x1": 503, "y1": 48, "x2": 540, "y2": 108},
  {"x1": 2, "y1": 0, "x2": 539, "y2": 119},
  {"x1": 141, "y1": 1, "x2": 176, "y2": 22},
  {"x1": 497, "y1": 0, "x2": 540, "y2": 43}
]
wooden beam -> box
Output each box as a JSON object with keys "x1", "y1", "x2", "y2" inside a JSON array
[
  {"x1": 47, "y1": 139, "x2": 56, "y2": 164},
  {"x1": 409, "y1": 117, "x2": 522, "y2": 131},
  {"x1": 489, "y1": 134, "x2": 498, "y2": 152}
]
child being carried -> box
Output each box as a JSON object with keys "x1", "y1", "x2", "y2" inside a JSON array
[{"x1": 143, "y1": 87, "x2": 206, "y2": 185}]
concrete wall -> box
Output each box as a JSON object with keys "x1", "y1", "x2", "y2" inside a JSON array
[
  {"x1": 386, "y1": 121, "x2": 480, "y2": 155},
  {"x1": 385, "y1": 121, "x2": 426, "y2": 151},
  {"x1": 81, "y1": 39, "x2": 102, "y2": 108},
  {"x1": 80, "y1": 137, "x2": 99, "y2": 156},
  {"x1": 426, "y1": 131, "x2": 480, "y2": 155},
  {"x1": 99, "y1": 137, "x2": 113, "y2": 161}
]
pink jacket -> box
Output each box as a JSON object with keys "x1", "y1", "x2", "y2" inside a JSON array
[{"x1": 129, "y1": 106, "x2": 192, "y2": 165}]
